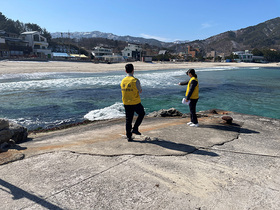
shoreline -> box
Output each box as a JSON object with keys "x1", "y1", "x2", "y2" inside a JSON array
[
  {"x1": 0, "y1": 60, "x2": 279, "y2": 74},
  {"x1": 27, "y1": 108, "x2": 280, "y2": 136}
]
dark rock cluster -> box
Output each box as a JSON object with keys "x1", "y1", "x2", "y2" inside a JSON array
[
  {"x1": 148, "y1": 108, "x2": 183, "y2": 117},
  {"x1": 0, "y1": 119, "x2": 28, "y2": 151}
]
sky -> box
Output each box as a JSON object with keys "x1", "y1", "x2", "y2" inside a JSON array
[{"x1": 1, "y1": 0, "x2": 280, "y2": 42}]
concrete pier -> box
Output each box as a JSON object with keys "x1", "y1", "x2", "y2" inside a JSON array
[{"x1": 0, "y1": 110, "x2": 279, "y2": 209}]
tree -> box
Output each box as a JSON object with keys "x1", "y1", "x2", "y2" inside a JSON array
[
  {"x1": 0, "y1": 12, "x2": 52, "y2": 42},
  {"x1": 252, "y1": 48, "x2": 264, "y2": 56},
  {"x1": 0, "y1": 12, "x2": 7, "y2": 22},
  {"x1": 263, "y1": 49, "x2": 280, "y2": 62}
]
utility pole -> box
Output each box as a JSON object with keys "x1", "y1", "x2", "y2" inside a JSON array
[{"x1": 68, "y1": 31, "x2": 70, "y2": 55}]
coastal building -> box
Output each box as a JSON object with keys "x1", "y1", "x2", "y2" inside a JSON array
[
  {"x1": 187, "y1": 45, "x2": 200, "y2": 58},
  {"x1": 122, "y1": 44, "x2": 142, "y2": 61},
  {"x1": 159, "y1": 50, "x2": 167, "y2": 55},
  {"x1": 252, "y1": 55, "x2": 266, "y2": 63},
  {"x1": 91, "y1": 46, "x2": 124, "y2": 63},
  {"x1": 102, "y1": 55, "x2": 125, "y2": 63},
  {"x1": 233, "y1": 50, "x2": 253, "y2": 62},
  {"x1": 0, "y1": 30, "x2": 30, "y2": 58},
  {"x1": 19, "y1": 31, "x2": 52, "y2": 58},
  {"x1": 0, "y1": 36, "x2": 8, "y2": 58},
  {"x1": 206, "y1": 51, "x2": 216, "y2": 61},
  {"x1": 142, "y1": 56, "x2": 153, "y2": 62},
  {"x1": 91, "y1": 46, "x2": 113, "y2": 59}
]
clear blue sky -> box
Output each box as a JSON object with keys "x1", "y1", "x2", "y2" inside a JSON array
[{"x1": 1, "y1": 0, "x2": 280, "y2": 42}]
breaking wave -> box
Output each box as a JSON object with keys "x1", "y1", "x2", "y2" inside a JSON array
[{"x1": 84, "y1": 102, "x2": 125, "y2": 121}]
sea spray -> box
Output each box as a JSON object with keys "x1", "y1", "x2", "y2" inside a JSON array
[{"x1": 84, "y1": 102, "x2": 125, "y2": 121}]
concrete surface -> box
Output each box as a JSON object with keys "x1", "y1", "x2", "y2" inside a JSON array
[{"x1": 0, "y1": 110, "x2": 279, "y2": 210}]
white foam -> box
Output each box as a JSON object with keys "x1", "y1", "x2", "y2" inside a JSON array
[
  {"x1": 137, "y1": 70, "x2": 185, "y2": 88},
  {"x1": 0, "y1": 73, "x2": 123, "y2": 92},
  {"x1": 196, "y1": 66, "x2": 239, "y2": 72},
  {"x1": 84, "y1": 102, "x2": 125, "y2": 121},
  {"x1": 0, "y1": 72, "x2": 62, "y2": 80},
  {"x1": 8, "y1": 117, "x2": 76, "y2": 130},
  {"x1": 0, "y1": 68, "x2": 239, "y2": 92}
]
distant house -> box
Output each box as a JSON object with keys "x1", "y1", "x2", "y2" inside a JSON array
[
  {"x1": 20, "y1": 31, "x2": 52, "y2": 58},
  {"x1": 102, "y1": 55, "x2": 125, "y2": 63},
  {"x1": 187, "y1": 46, "x2": 199, "y2": 58},
  {"x1": 92, "y1": 46, "x2": 113, "y2": 59},
  {"x1": 122, "y1": 44, "x2": 142, "y2": 61},
  {"x1": 233, "y1": 50, "x2": 253, "y2": 62},
  {"x1": 0, "y1": 30, "x2": 30, "y2": 58},
  {"x1": 206, "y1": 51, "x2": 225, "y2": 61},
  {"x1": 158, "y1": 50, "x2": 167, "y2": 55},
  {"x1": 142, "y1": 56, "x2": 153, "y2": 62},
  {"x1": 252, "y1": 55, "x2": 266, "y2": 63},
  {"x1": 91, "y1": 46, "x2": 124, "y2": 63}
]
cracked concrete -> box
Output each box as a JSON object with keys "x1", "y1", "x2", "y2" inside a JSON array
[{"x1": 0, "y1": 110, "x2": 280, "y2": 209}]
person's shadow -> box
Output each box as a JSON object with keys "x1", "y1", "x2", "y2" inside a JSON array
[
  {"x1": 0, "y1": 144, "x2": 27, "y2": 153},
  {"x1": 132, "y1": 138, "x2": 219, "y2": 157},
  {"x1": 0, "y1": 179, "x2": 63, "y2": 209},
  {"x1": 200, "y1": 123, "x2": 260, "y2": 134}
]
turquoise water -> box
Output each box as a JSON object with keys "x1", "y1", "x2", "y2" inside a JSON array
[
  {"x1": 141, "y1": 66, "x2": 280, "y2": 119},
  {"x1": 0, "y1": 65, "x2": 279, "y2": 129}
]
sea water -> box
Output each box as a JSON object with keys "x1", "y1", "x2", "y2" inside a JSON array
[{"x1": 0, "y1": 65, "x2": 279, "y2": 130}]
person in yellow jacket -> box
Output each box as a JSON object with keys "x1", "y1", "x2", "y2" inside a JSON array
[
  {"x1": 179, "y1": 69, "x2": 199, "y2": 127},
  {"x1": 121, "y1": 64, "x2": 145, "y2": 141}
]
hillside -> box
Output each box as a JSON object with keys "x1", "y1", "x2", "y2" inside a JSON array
[
  {"x1": 51, "y1": 17, "x2": 280, "y2": 55},
  {"x1": 51, "y1": 31, "x2": 184, "y2": 48},
  {"x1": 182, "y1": 17, "x2": 280, "y2": 55}
]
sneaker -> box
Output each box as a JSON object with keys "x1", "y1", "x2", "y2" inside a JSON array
[
  {"x1": 132, "y1": 130, "x2": 141, "y2": 135},
  {"x1": 127, "y1": 137, "x2": 133, "y2": 142},
  {"x1": 187, "y1": 122, "x2": 193, "y2": 125},
  {"x1": 190, "y1": 123, "x2": 199, "y2": 127}
]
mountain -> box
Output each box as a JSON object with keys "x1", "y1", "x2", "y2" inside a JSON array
[
  {"x1": 51, "y1": 31, "x2": 188, "y2": 48},
  {"x1": 51, "y1": 17, "x2": 280, "y2": 55},
  {"x1": 180, "y1": 17, "x2": 280, "y2": 55}
]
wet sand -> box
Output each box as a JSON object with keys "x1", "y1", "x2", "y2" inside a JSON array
[{"x1": 0, "y1": 60, "x2": 279, "y2": 74}]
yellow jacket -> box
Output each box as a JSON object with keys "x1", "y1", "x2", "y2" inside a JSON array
[
  {"x1": 186, "y1": 77, "x2": 199, "y2": 99},
  {"x1": 121, "y1": 76, "x2": 141, "y2": 105}
]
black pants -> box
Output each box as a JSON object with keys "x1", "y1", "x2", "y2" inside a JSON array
[
  {"x1": 124, "y1": 103, "x2": 145, "y2": 138},
  {"x1": 189, "y1": 99, "x2": 198, "y2": 124}
]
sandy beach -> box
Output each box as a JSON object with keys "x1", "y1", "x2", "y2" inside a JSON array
[{"x1": 0, "y1": 60, "x2": 279, "y2": 74}]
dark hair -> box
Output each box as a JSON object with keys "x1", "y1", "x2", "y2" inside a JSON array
[
  {"x1": 186, "y1": 68, "x2": 197, "y2": 78},
  {"x1": 125, "y1": 63, "x2": 134, "y2": 73}
]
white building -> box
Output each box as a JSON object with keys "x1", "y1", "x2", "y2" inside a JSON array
[
  {"x1": 91, "y1": 46, "x2": 113, "y2": 59},
  {"x1": 20, "y1": 31, "x2": 51, "y2": 58},
  {"x1": 122, "y1": 44, "x2": 142, "y2": 61},
  {"x1": 233, "y1": 50, "x2": 253, "y2": 62}
]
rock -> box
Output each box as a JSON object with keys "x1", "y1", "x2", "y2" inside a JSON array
[
  {"x1": 222, "y1": 116, "x2": 233, "y2": 124},
  {"x1": 0, "y1": 118, "x2": 28, "y2": 147},
  {"x1": 0, "y1": 142, "x2": 10, "y2": 149},
  {"x1": 0, "y1": 119, "x2": 9, "y2": 130},
  {"x1": 9, "y1": 121, "x2": 28, "y2": 143},
  {"x1": 0, "y1": 129, "x2": 14, "y2": 144},
  {"x1": 148, "y1": 108, "x2": 183, "y2": 117},
  {"x1": 210, "y1": 109, "x2": 218, "y2": 114}
]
